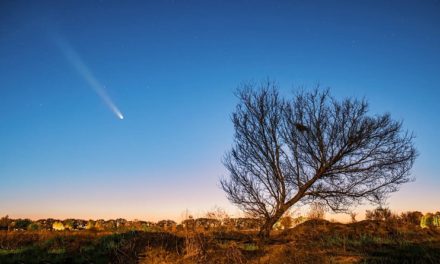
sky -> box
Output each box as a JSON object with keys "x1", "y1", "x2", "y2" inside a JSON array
[{"x1": 0, "y1": 0, "x2": 439, "y2": 222}]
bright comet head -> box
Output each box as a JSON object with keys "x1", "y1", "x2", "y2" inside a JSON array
[{"x1": 116, "y1": 112, "x2": 124, "y2": 120}]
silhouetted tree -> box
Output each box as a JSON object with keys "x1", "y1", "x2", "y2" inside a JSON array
[
  {"x1": 400, "y1": 211, "x2": 423, "y2": 225},
  {"x1": 221, "y1": 81, "x2": 417, "y2": 239},
  {"x1": 0, "y1": 215, "x2": 10, "y2": 230},
  {"x1": 365, "y1": 207, "x2": 393, "y2": 221},
  {"x1": 13, "y1": 219, "x2": 32, "y2": 230}
]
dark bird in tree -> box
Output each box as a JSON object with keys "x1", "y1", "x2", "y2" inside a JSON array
[
  {"x1": 294, "y1": 123, "x2": 309, "y2": 133},
  {"x1": 220, "y1": 81, "x2": 417, "y2": 239}
]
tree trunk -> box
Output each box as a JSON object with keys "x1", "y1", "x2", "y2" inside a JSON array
[
  {"x1": 258, "y1": 220, "x2": 274, "y2": 240},
  {"x1": 258, "y1": 208, "x2": 287, "y2": 241}
]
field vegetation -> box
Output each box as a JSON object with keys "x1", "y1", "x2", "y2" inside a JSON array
[{"x1": 1, "y1": 208, "x2": 439, "y2": 263}]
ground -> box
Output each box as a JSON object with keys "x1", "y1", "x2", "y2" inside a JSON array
[{"x1": 1, "y1": 219, "x2": 440, "y2": 263}]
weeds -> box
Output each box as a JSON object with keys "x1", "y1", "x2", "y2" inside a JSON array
[{"x1": 1, "y1": 219, "x2": 440, "y2": 263}]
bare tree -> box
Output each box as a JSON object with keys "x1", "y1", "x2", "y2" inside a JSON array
[{"x1": 221, "y1": 81, "x2": 417, "y2": 239}]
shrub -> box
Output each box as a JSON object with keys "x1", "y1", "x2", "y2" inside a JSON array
[
  {"x1": 52, "y1": 221, "x2": 65, "y2": 231},
  {"x1": 13, "y1": 219, "x2": 32, "y2": 230},
  {"x1": 27, "y1": 222, "x2": 40, "y2": 231},
  {"x1": 0, "y1": 215, "x2": 10, "y2": 230},
  {"x1": 63, "y1": 219, "x2": 79, "y2": 230},
  {"x1": 350, "y1": 212, "x2": 358, "y2": 223},
  {"x1": 307, "y1": 202, "x2": 325, "y2": 220},
  {"x1": 292, "y1": 216, "x2": 306, "y2": 226},
  {"x1": 280, "y1": 216, "x2": 293, "y2": 230},
  {"x1": 400, "y1": 211, "x2": 423, "y2": 225},
  {"x1": 85, "y1": 220, "x2": 95, "y2": 230},
  {"x1": 421, "y1": 213, "x2": 440, "y2": 229},
  {"x1": 365, "y1": 207, "x2": 394, "y2": 221},
  {"x1": 157, "y1": 220, "x2": 177, "y2": 231}
]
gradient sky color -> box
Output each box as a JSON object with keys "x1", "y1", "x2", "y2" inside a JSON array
[{"x1": 0, "y1": 0, "x2": 439, "y2": 222}]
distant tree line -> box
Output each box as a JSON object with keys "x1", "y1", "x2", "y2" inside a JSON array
[
  {"x1": 0, "y1": 215, "x2": 266, "y2": 232},
  {"x1": 1, "y1": 208, "x2": 439, "y2": 232},
  {"x1": 363, "y1": 207, "x2": 440, "y2": 229}
]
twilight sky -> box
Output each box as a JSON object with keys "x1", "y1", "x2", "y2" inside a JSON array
[{"x1": 0, "y1": 0, "x2": 439, "y2": 221}]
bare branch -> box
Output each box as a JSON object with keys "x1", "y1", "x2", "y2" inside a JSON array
[{"x1": 221, "y1": 82, "x2": 417, "y2": 238}]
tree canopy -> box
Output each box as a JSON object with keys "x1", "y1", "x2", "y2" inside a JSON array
[{"x1": 221, "y1": 81, "x2": 417, "y2": 238}]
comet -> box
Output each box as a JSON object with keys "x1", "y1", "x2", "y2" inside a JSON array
[{"x1": 55, "y1": 37, "x2": 124, "y2": 120}]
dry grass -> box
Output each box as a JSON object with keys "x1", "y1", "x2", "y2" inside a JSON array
[{"x1": 1, "y1": 220, "x2": 440, "y2": 263}]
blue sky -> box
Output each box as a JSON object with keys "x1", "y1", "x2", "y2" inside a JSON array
[{"x1": 0, "y1": 0, "x2": 439, "y2": 221}]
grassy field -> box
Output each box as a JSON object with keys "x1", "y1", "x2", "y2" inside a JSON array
[{"x1": 1, "y1": 219, "x2": 439, "y2": 263}]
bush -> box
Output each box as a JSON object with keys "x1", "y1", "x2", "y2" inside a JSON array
[
  {"x1": 365, "y1": 207, "x2": 395, "y2": 221},
  {"x1": 421, "y1": 213, "x2": 440, "y2": 229},
  {"x1": 307, "y1": 202, "x2": 325, "y2": 220},
  {"x1": 400, "y1": 211, "x2": 423, "y2": 225},
  {"x1": 85, "y1": 220, "x2": 95, "y2": 230},
  {"x1": 13, "y1": 219, "x2": 32, "y2": 230},
  {"x1": 27, "y1": 223, "x2": 40, "y2": 231},
  {"x1": 350, "y1": 212, "x2": 358, "y2": 223},
  {"x1": 0, "y1": 215, "x2": 10, "y2": 230},
  {"x1": 52, "y1": 221, "x2": 65, "y2": 231},
  {"x1": 280, "y1": 216, "x2": 293, "y2": 230}
]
